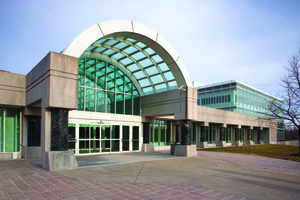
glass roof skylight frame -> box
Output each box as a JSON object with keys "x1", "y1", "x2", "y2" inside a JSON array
[{"x1": 82, "y1": 36, "x2": 178, "y2": 95}]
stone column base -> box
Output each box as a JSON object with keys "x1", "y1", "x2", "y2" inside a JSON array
[
  {"x1": 174, "y1": 145, "x2": 197, "y2": 157},
  {"x1": 41, "y1": 151, "x2": 78, "y2": 171},
  {"x1": 141, "y1": 143, "x2": 155, "y2": 152},
  {"x1": 23, "y1": 146, "x2": 41, "y2": 159},
  {"x1": 217, "y1": 141, "x2": 227, "y2": 147},
  {"x1": 198, "y1": 142, "x2": 208, "y2": 148},
  {"x1": 259, "y1": 140, "x2": 264, "y2": 144}
]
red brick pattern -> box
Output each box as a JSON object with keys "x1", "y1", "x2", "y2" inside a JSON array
[{"x1": 0, "y1": 160, "x2": 248, "y2": 200}]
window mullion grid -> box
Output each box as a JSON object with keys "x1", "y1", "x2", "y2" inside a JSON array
[{"x1": 83, "y1": 59, "x2": 86, "y2": 111}]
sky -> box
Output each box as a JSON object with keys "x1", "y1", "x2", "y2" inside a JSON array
[{"x1": 0, "y1": 0, "x2": 300, "y2": 97}]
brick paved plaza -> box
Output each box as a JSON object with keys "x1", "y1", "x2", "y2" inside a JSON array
[{"x1": 1, "y1": 152, "x2": 300, "y2": 200}]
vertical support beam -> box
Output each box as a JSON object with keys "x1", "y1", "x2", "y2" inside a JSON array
[
  {"x1": 143, "y1": 122, "x2": 150, "y2": 144},
  {"x1": 41, "y1": 107, "x2": 51, "y2": 153},
  {"x1": 220, "y1": 127, "x2": 225, "y2": 141},
  {"x1": 181, "y1": 120, "x2": 191, "y2": 145},
  {"x1": 175, "y1": 124, "x2": 180, "y2": 144}
]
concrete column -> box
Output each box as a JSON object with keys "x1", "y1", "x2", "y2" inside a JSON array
[
  {"x1": 141, "y1": 122, "x2": 154, "y2": 152},
  {"x1": 175, "y1": 124, "x2": 180, "y2": 144},
  {"x1": 41, "y1": 107, "x2": 51, "y2": 153},
  {"x1": 142, "y1": 122, "x2": 150, "y2": 144},
  {"x1": 181, "y1": 120, "x2": 191, "y2": 145}
]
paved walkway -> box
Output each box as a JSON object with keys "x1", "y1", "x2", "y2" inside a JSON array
[
  {"x1": 0, "y1": 152, "x2": 300, "y2": 200},
  {"x1": 197, "y1": 151, "x2": 300, "y2": 177}
]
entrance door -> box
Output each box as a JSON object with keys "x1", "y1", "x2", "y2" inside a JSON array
[{"x1": 122, "y1": 126, "x2": 130, "y2": 151}]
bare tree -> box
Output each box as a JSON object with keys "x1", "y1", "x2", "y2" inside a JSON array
[{"x1": 267, "y1": 49, "x2": 300, "y2": 155}]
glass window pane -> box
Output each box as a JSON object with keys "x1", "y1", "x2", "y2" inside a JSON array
[
  {"x1": 125, "y1": 95, "x2": 132, "y2": 115},
  {"x1": 0, "y1": 108, "x2": 3, "y2": 152},
  {"x1": 116, "y1": 69, "x2": 124, "y2": 93},
  {"x1": 135, "y1": 42, "x2": 146, "y2": 48},
  {"x1": 103, "y1": 49, "x2": 116, "y2": 56},
  {"x1": 68, "y1": 123, "x2": 75, "y2": 152},
  {"x1": 79, "y1": 124, "x2": 89, "y2": 139},
  {"x1": 116, "y1": 93, "x2": 124, "y2": 114},
  {"x1": 96, "y1": 90, "x2": 105, "y2": 113},
  {"x1": 145, "y1": 66, "x2": 159, "y2": 76},
  {"x1": 105, "y1": 39, "x2": 119, "y2": 46},
  {"x1": 132, "y1": 52, "x2": 146, "y2": 60},
  {"x1": 139, "y1": 59, "x2": 153, "y2": 68},
  {"x1": 79, "y1": 140, "x2": 89, "y2": 154},
  {"x1": 155, "y1": 83, "x2": 167, "y2": 93},
  {"x1": 158, "y1": 63, "x2": 169, "y2": 72},
  {"x1": 133, "y1": 71, "x2": 146, "y2": 79},
  {"x1": 101, "y1": 140, "x2": 110, "y2": 152},
  {"x1": 169, "y1": 81, "x2": 178, "y2": 90},
  {"x1": 106, "y1": 64, "x2": 115, "y2": 91},
  {"x1": 163, "y1": 72, "x2": 175, "y2": 81},
  {"x1": 101, "y1": 125, "x2": 110, "y2": 139},
  {"x1": 120, "y1": 57, "x2": 133, "y2": 66},
  {"x1": 151, "y1": 74, "x2": 164, "y2": 84},
  {"x1": 123, "y1": 46, "x2": 138, "y2": 54},
  {"x1": 90, "y1": 140, "x2": 100, "y2": 153},
  {"x1": 112, "y1": 53, "x2": 125, "y2": 60},
  {"x1": 96, "y1": 60, "x2": 106, "y2": 89},
  {"x1": 85, "y1": 88, "x2": 95, "y2": 111},
  {"x1": 132, "y1": 126, "x2": 139, "y2": 151},
  {"x1": 111, "y1": 140, "x2": 120, "y2": 152},
  {"x1": 4, "y1": 109, "x2": 20, "y2": 152},
  {"x1": 143, "y1": 87, "x2": 154, "y2": 95},
  {"x1": 94, "y1": 47, "x2": 106, "y2": 53},
  {"x1": 126, "y1": 38, "x2": 136, "y2": 43},
  {"x1": 78, "y1": 87, "x2": 84, "y2": 111},
  {"x1": 122, "y1": 126, "x2": 130, "y2": 151},
  {"x1": 133, "y1": 84, "x2": 139, "y2": 96},
  {"x1": 111, "y1": 125, "x2": 120, "y2": 139},
  {"x1": 125, "y1": 75, "x2": 132, "y2": 94},
  {"x1": 152, "y1": 55, "x2": 163, "y2": 63},
  {"x1": 160, "y1": 121, "x2": 166, "y2": 146},
  {"x1": 107, "y1": 92, "x2": 115, "y2": 113},
  {"x1": 78, "y1": 59, "x2": 85, "y2": 86},
  {"x1": 144, "y1": 47, "x2": 155, "y2": 56},
  {"x1": 133, "y1": 96, "x2": 140, "y2": 115},
  {"x1": 115, "y1": 42, "x2": 129, "y2": 49},
  {"x1": 127, "y1": 63, "x2": 140, "y2": 72},
  {"x1": 139, "y1": 79, "x2": 151, "y2": 87},
  {"x1": 85, "y1": 59, "x2": 96, "y2": 87}
]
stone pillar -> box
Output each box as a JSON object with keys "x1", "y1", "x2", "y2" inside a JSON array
[
  {"x1": 142, "y1": 122, "x2": 154, "y2": 152},
  {"x1": 143, "y1": 122, "x2": 150, "y2": 144},
  {"x1": 51, "y1": 108, "x2": 68, "y2": 151},
  {"x1": 41, "y1": 107, "x2": 77, "y2": 171},
  {"x1": 175, "y1": 124, "x2": 180, "y2": 144},
  {"x1": 181, "y1": 120, "x2": 191, "y2": 145},
  {"x1": 174, "y1": 120, "x2": 196, "y2": 157}
]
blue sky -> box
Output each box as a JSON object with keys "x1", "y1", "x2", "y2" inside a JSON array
[{"x1": 0, "y1": 0, "x2": 299, "y2": 97}]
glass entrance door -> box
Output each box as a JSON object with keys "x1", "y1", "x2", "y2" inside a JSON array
[{"x1": 122, "y1": 126, "x2": 130, "y2": 151}]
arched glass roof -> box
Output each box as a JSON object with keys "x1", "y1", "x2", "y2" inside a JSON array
[
  {"x1": 63, "y1": 20, "x2": 193, "y2": 96},
  {"x1": 80, "y1": 36, "x2": 178, "y2": 95}
]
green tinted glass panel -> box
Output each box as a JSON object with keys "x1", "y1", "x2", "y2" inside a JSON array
[
  {"x1": 160, "y1": 121, "x2": 166, "y2": 146},
  {"x1": 107, "y1": 64, "x2": 115, "y2": 91},
  {"x1": 132, "y1": 126, "x2": 139, "y2": 150},
  {"x1": 124, "y1": 75, "x2": 132, "y2": 94},
  {"x1": 116, "y1": 93, "x2": 124, "y2": 114},
  {"x1": 101, "y1": 140, "x2": 110, "y2": 152},
  {"x1": 85, "y1": 88, "x2": 95, "y2": 111},
  {"x1": 90, "y1": 140, "x2": 100, "y2": 153},
  {"x1": 78, "y1": 59, "x2": 85, "y2": 86},
  {"x1": 154, "y1": 120, "x2": 159, "y2": 146},
  {"x1": 0, "y1": 108, "x2": 3, "y2": 152},
  {"x1": 125, "y1": 95, "x2": 132, "y2": 115},
  {"x1": 96, "y1": 90, "x2": 105, "y2": 113},
  {"x1": 85, "y1": 59, "x2": 96, "y2": 87},
  {"x1": 96, "y1": 60, "x2": 106, "y2": 89},
  {"x1": 122, "y1": 126, "x2": 130, "y2": 151},
  {"x1": 133, "y1": 96, "x2": 140, "y2": 115},
  {"x1": 78, "y1": 87, "x2": 84, "y2": 110},
  {"x1": 79, "y1": 140, "x2": 89, "y2": 154},
  {"x1": 68, "y1": 123, "x2": 76, "y2": 152},
  {"x1": 111, "y1": 125, "x2": 120, "y2": 139},
  {"x1": 116, "y1": 69, "x2": 124, "y2": 93},
  {"x1": 111, "y1": 140, "x2": 120, "y2": 152},
  {"x1": 101, "y1": 125, "x2": 110, "y2": 139},
  {"x1": 79, "y1": 124, "x2": 89, "y2": 139},
  {"x1": 107, "y1": 92, "x2": 115, "y2": 113},
  {"x1": 5, "y1": 109, "x2": 20, "y2": 152},
  {"x1": 166, "y1": 121, "x2": 171, "y2": 145},
  {"x1": 150, "y1": 123, "x2": 154, "y2": 143}
]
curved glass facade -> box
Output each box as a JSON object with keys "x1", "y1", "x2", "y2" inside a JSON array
[
  {"x1": 81, "y1": 37, "x2": 178, "y2": 95},
  {"x1": 78, "y1": 58, "x2": 140, "y2": 115}
]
